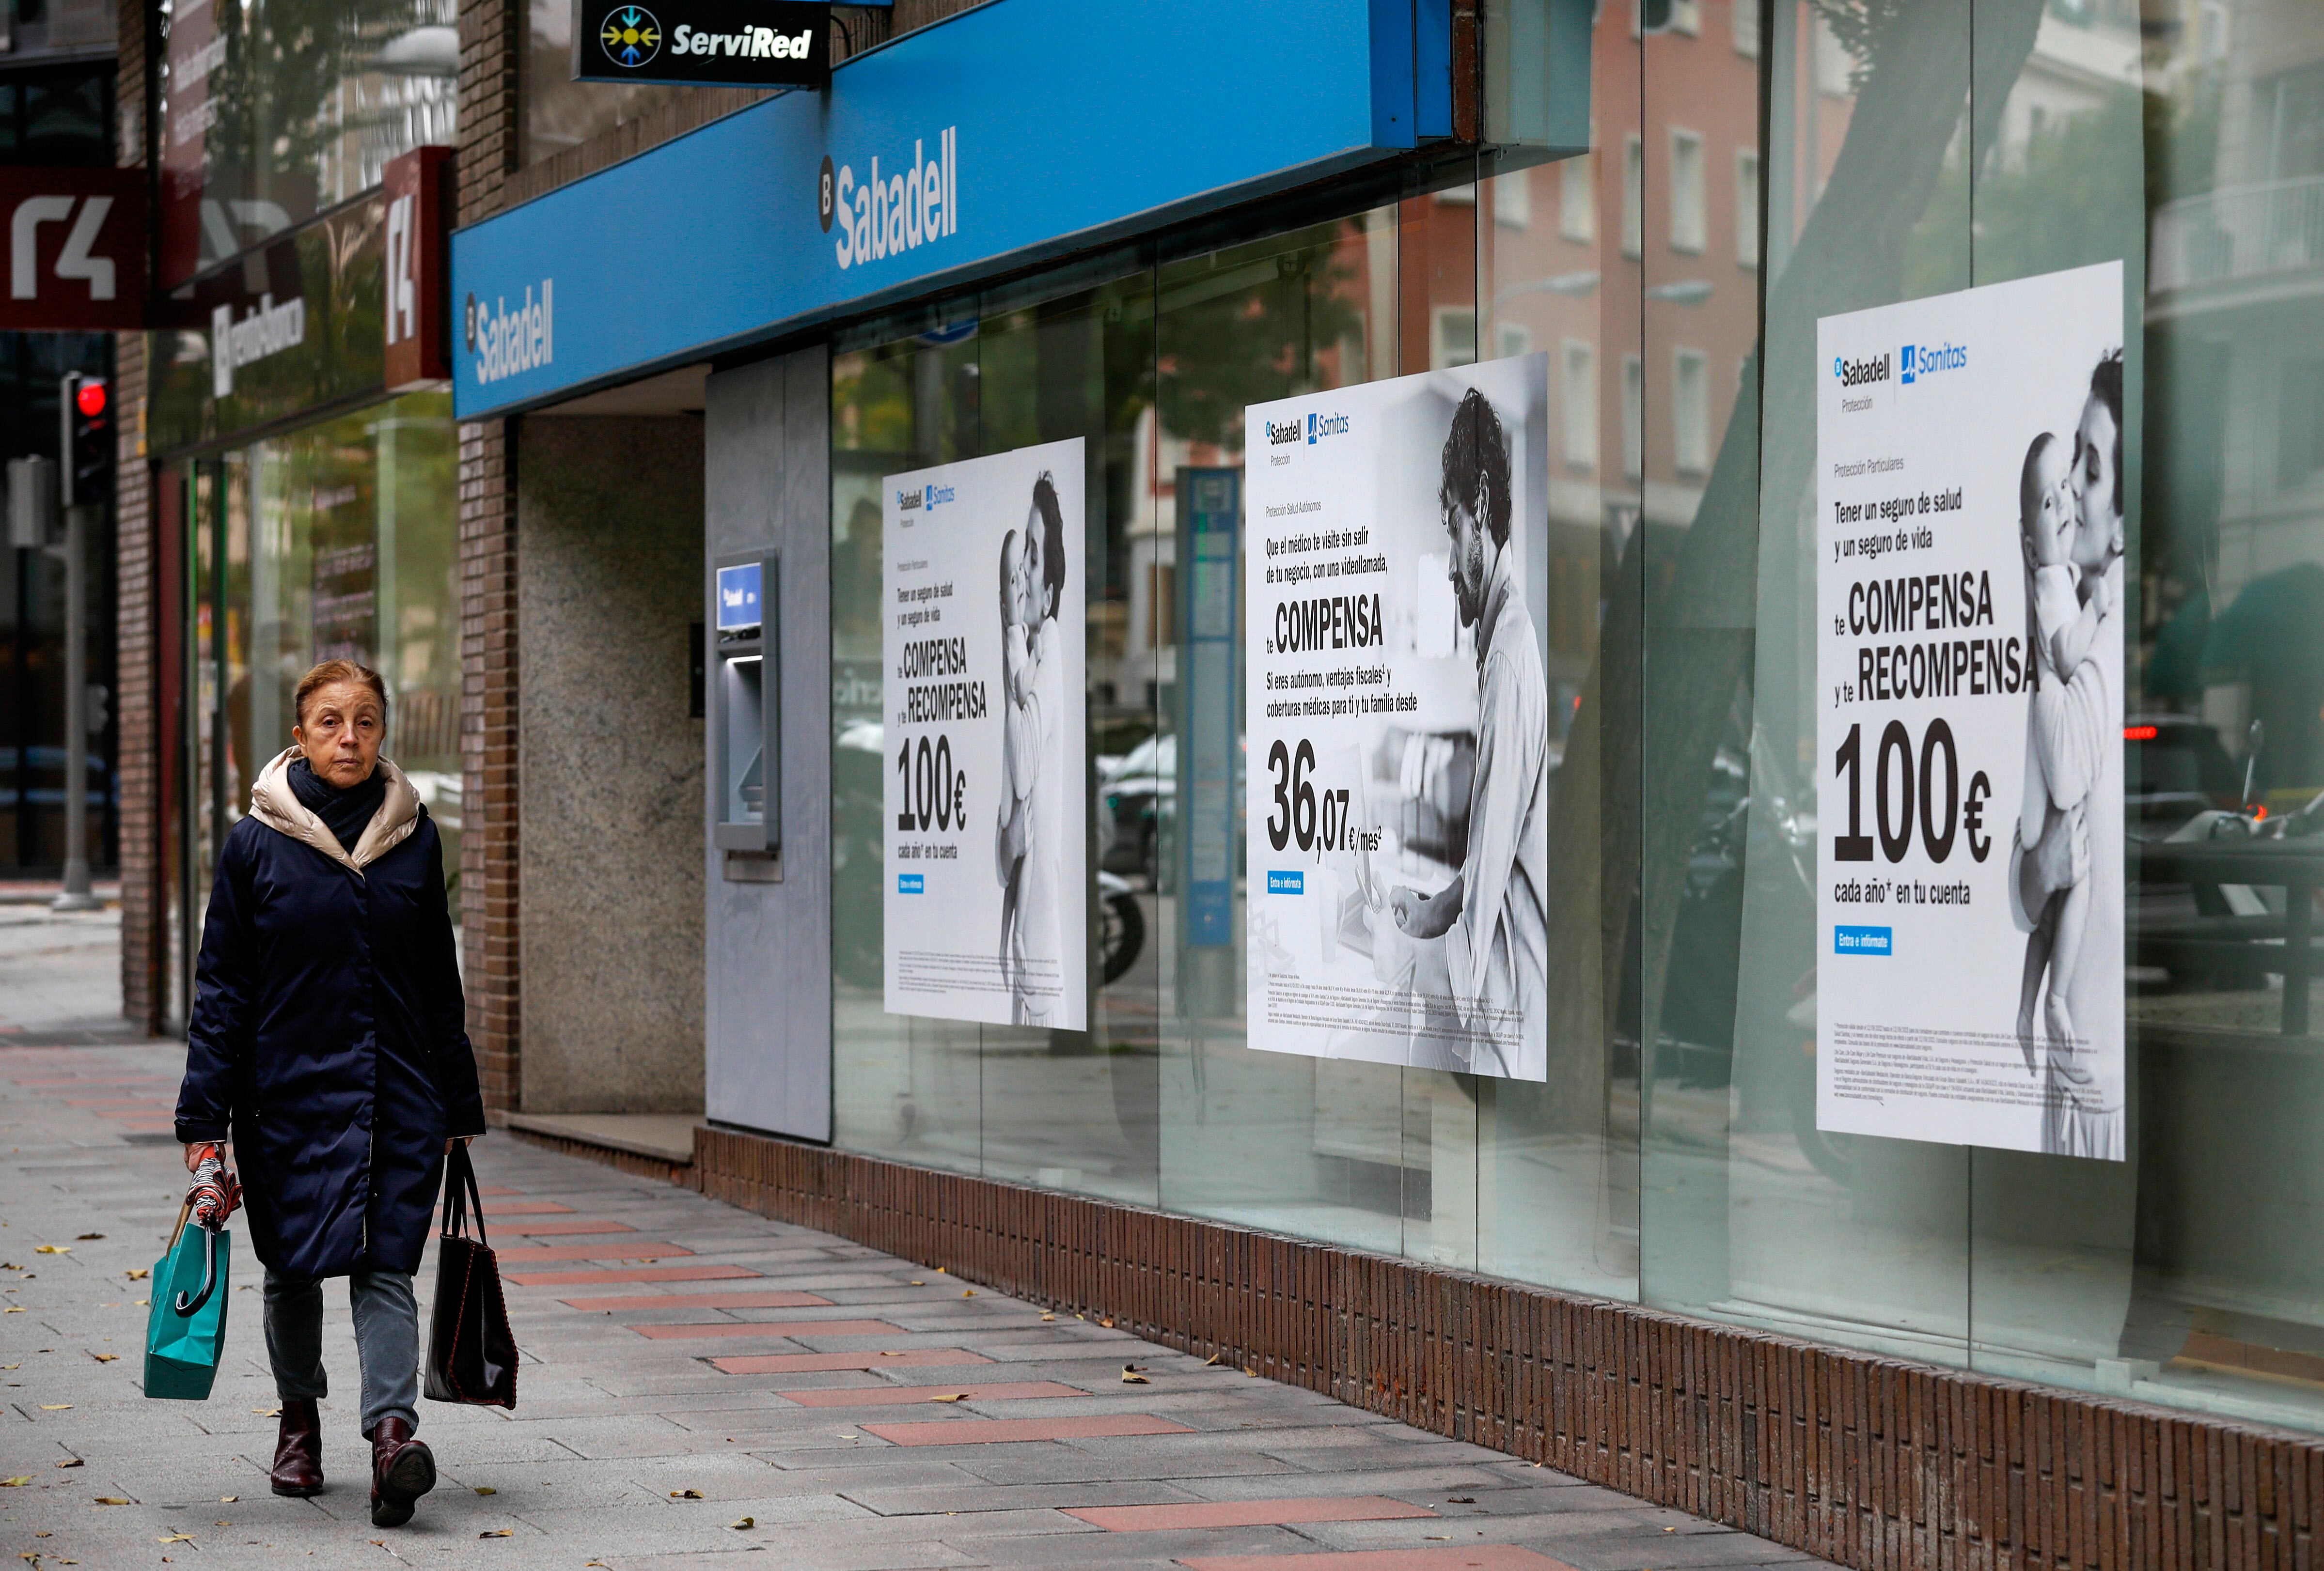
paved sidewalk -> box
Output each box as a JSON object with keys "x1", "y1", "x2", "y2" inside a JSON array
[
  {"x1": 0, "y1": 902, "x2": 122, "y2": 1040},
  {"x1": 0, "y1": 1028, "x2": 1831, "y2": 1568}
]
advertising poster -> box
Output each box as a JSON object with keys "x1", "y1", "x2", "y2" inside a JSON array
[
  {"x1": 1244, "y1": 354, "x2": 1551, "y2": 1081},
  {"x1": 1816, "y1": 261, "x2": 2126, "y2": 1159},
  {"x1": 883, "y1": 439, "x2": 1087, "y2": 1032}
]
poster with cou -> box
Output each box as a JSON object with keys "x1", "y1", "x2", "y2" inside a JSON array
[
  {"x1": 1243, "y1": 354, "x2": 1553, "y2": 1082},
  {"x1": 1816, "y1": 263, "x2": 2125, "y2": 1159},
  {"x1": 882, "y1": 439, "x2": 1087, "y2": 1033}
]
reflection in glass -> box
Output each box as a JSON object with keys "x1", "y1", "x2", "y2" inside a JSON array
[
  {"x1": 1154, "y1": 209, "x2": 1436, "y2": 1260},
  {"x1": 2103, "y1": 0, "x2": 2324, "y2": 1429},
  {"x1": 159, "y1": 0, "x2": 456, "y2": 280},
  {"x1": 0, "y1": 330, "x2": 114, "y2": 873},
  {"x1": 1471, "y1": 9, "x2": 1629, "y2": 1299},
  {"x1": 1644, "y1": 0, "x2": 1974, "y2": 1365},
  {"x1": 186, "y1": 392, "x2": 460, "y2": 910},
  {"x1": 830, "y1": 321, "x2": 985, "y2": 1177},
  {"x1": 975, "y1": 268, "x2": 1159, "y2": 1206}
]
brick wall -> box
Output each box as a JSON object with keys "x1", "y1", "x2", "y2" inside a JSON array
[
  {"x1": 506, "y1": 1125, "x2": 689, "y2": 1185},
  {"x1": 498, "y1": 86, "x2": 775, "y2": 215},
  {"x1": 695, "y1": 1126, "x2": 2324, "y2": 1571},
  {"x1": 458, "y1": 0, "x2": 522, "y2": 1115},
  {"x1": 115, "y1": 0, "x2": 157, "y2": 1031},
  {"x1": 456, "y1": 418, "x2": 519, "y2": 1116},
  {"x1": 456, "y1": 0, "x2": 520, "y2": 221}
]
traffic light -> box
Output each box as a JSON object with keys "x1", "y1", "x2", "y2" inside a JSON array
[{"x1": 62, "y1": 372, "x2": 108, "y2": 507}]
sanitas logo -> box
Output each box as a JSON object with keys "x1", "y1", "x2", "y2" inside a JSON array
[
  {"x1": 923, "y1": 482, "x2": 956, "y2": 509},
  {"x1": 1265, "y1": 419, "x2": 1301, "y2": 447},
  {"x1": 1307, "y1": 411, "x2": 1350, "y2": 443},
  {"x1": 1899, "y1": 340, "x2": 1967, "y2": 385},
  {"x1": 832, "y1": 127, "x2": 957, "y2": 271},
  {"x1": 1834, "y1": 352, "x2": 1890, "y2": 389},
  {"x1": 471, "y1": 281, "x2": 552, "y2": 386}
]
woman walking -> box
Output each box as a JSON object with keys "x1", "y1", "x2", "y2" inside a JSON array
[{"x1": 173, "y1": 659, "x2": 485, "y2": 1528}]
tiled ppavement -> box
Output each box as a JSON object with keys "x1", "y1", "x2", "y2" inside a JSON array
[
  {"x1": 0, "y1": 1034, "x2": 1832, "y2": 1571},
  {"x1": 695, "y1": 1123, "x2": 2324, "y2": 1571}
]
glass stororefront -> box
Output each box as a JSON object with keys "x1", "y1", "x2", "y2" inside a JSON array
[
  {"x1": 830, "y1": 189, "x2": 1609, "y2": 1261},
  {"x1": 826, "y1": 0, "x2": 2324, "y2": 1438},
  {"x1": 158, "y1": 0, "x2": 456, "y2": 281},
  {"x1": 2111, "y1": 0, "x2": 2324, "y2": 1423},
  {"x1": 1153, "y1": 211, "x2": 1450, "y2": 1261},
  {"x1": 0, "y1": 65, "x2": 112, "y2": 166},
  {"x1": 830, "y1": 264, "x2": 1168, "y2": 1205},
  {"x1": 0, "y1": 332, "x2": 114, "y2": 873},
  {"x1": 1648, "y1": 0, "x2": 1973, "y2": 1372},
  {"x1": 0, "y1": 69, "x2": 114, "y2": 876},
  {"x1": 184, "y1": 391, "x2": 461, "y2": 933},
  {"x1": 1647, "y1": 0, "x2": 2324, "y2": 1430}
]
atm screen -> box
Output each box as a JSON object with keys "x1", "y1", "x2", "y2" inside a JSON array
[{"x1": 716, "y1": 561, "x2": 763, "y2": 631}]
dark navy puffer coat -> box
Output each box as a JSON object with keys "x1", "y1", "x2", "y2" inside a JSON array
[{"x1": 175, "y1": 749, "x2": 486, "y2": 1279}]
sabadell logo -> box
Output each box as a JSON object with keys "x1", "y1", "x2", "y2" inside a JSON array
[
  {"x1": 1834, "y1": 352, "x2": 1890, "y2": 389},
  {"x1": 829, "y1": 128, "x2": 958, "y2": 271},
  {"x1": 470, "y1": 281, "x2": 554, "y2": 387}
]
